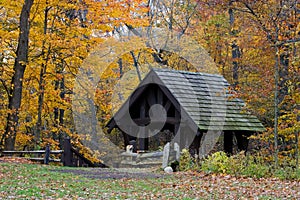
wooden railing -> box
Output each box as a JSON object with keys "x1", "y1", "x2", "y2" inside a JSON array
[
  {"x1": 1, "y1": 138, "x2": 105, "y2": 167},
  {"x1": 2, "y1": 147, "x2": 63, "y2": 164}
]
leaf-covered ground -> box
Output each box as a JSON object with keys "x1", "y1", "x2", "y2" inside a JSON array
[{"x1": 0, "y1": 161, "x2": 299, "y2": 199}]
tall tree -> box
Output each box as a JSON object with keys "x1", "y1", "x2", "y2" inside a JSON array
[
  {"x1": 230, "y1": 0, "x2": 300, "y2": 165},
  {"x1": 1, "y1": 0, "x2": 34, "y2": 150}
]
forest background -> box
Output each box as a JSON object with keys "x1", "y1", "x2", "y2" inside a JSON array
[{"x1": 0, "y1": 0, "x2": 299, "y2": 168}]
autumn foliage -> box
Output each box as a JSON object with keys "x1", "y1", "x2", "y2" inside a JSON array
[{"x1": 0, "y1": 0, "x2": 299, "y2": 169}]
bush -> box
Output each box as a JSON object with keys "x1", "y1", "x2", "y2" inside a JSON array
[
  {"x1": 273, "y1": 166, "x2": 300, "y2": 180},
  {"x1": 241, "y1": 162, "x2": 270, "y2": 178},
  {"x1": 201, "y1": 151, "x2": 230, "y2": 173},
  {"x1": 178, "y1": 150, "x2": 300, "y2": 180},
  {"x1": 179, "y1": 149, "x2": 198, "y2": 171}
]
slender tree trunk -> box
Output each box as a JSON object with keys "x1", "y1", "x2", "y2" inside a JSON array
[
  {"x1": 296, "y1": 128, "x2": 299, "y2": 169},
  {"x1": 2, "y1": 0, "x2": 34, "y2": 150},
  {"x1": 232, "y1": 42, "x2": 240, "y2": 86},
  {"x1": 274, "y1": 46, "x2": 280, "y2": 167},
  {"x1": 278, "y1": 48, "x2": 289, "y2": 104},
  {"x1": 117, "y1": 58, "x2": 124, "y2": 101},
  {"x1": 130, "y1": 51, "x2": 142, "y2": 82},
  {"x1": 229, "y1": 3, "x2": 240, "y2": 87},
  {"x1": 54, "y1": 75, "x2": 66, "y2": 148},
  {"x1": 36, "y1": 6, "x2": 51, "y2": 146}
]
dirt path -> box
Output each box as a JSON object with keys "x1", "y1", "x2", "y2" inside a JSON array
[
  {"x1": 53, "y1": 168, "x2": 165, "y2": 179},
  {"x1": 1, "y1": 156, "x2": 164, "y2": 179}
]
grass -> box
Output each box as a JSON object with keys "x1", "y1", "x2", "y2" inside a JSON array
[
  {"x1": 0, "y1": 163, "x2": 174, "y2": 199},
  {"x1": 0, "y1": 163, "x2": 299, "y2": 199}
]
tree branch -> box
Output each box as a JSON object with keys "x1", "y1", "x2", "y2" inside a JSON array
[
  {"x1": 275, "y1": 37, "x2": 300, "y2": 47},
  {"x1": 242, "y1": 2, "x2": 275, "y2": 43},
  {"x1": 0, "y1": 77, "x2": 10, "y2": 96}
]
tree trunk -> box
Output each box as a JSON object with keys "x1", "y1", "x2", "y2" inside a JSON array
[
  {"x1": 229, "y1": 4, "x2": 240, "y2": 87},
  {"x1": 130, "y1": 51, "x2": 142, "y2": 82},
  {"x1": 296, "y1": 127, "x2": 299, "y2": 169},
  {"x1": 56, "y1": 76, "x2": 66, "y2": 148},
  {"x1": 36, "y1": 6, "x2": 51, "y2": 146},
  {"x1": 278, "y1": 48, "x2": 289, "y2": 104},
  {"x1": 3, "y1": 0, "x2": 34, "y2": 150},
  {"x1": 274, "y1": 46, "x2": 280, "y2": 167},
  {"x1": 232, "y1": 42, "x2": 240, "y2": 86}
]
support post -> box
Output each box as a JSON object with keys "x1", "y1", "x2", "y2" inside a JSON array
[
  {"x1": 122, "y1": 131, "x2": 130, "y2": 151},
  {"x1": 224, "y1": 131, "x2": 233, "y2": 155},
  {"x1": 189, "y1": 131, "x2": 202, "y2": 156},
  {"x1": 63, "y1": 137, "x2": 73, "y2": 167},
  {"x1": 173, "y1": 109, "x2": 185, "y2": 150},
  {"x1": 138, "y1": 99, "x2": 148, "y2": 151},
  {"x1": 138, "y1": 127, "x2": 148, "y2": 151},
  {"x1": 44, "y1": 144, "x2": 50, "y2": 165}
]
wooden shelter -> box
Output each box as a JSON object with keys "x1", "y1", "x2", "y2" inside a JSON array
[{"x1": 106, "y1": 68, "x2": 265, "y2": 155}]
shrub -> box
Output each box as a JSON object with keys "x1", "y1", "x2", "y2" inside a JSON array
[
  {"x1": 273, "y1": 166, "x2": 300, "y2": 180},
  {"x1": 200, "y1": 151, "x2": 230, "y2": 174},
  {"x1": 179, "y1": 149, "x2": 197, "y2": 171},
  {"x1": 178, "y1": 150, "x2": 300, "y2": 180},
  {"x1": 242, "y1": 163, "x2": 270, "y2": 178}
]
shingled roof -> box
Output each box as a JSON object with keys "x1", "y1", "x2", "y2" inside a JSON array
[{"x1": 109, "y1": 68, "x2": 265, "y2": 132}]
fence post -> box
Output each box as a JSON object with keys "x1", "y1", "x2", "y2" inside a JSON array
[
  {"x1": 44, "y1": 144, "x2": 50, "y2": 165},
  {"x1": 63, "y1": 137, "x2": 73, "y2": 167}
]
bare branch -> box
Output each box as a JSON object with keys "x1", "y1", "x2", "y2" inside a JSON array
[
  {"x1": 275, "y1": 38, "x2": 300, "y2": 47},
  {"x1": 242, "y1": 2, "x2": 275, "y2": 43}
]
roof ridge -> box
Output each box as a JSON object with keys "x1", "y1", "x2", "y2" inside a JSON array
[{"x1": 152, "y1": 67, "x2": 224, "y2": 77}]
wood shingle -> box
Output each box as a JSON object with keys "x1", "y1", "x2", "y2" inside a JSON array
[{"x1": 152, "y1": 68, "x2": 265, "y2": 132}]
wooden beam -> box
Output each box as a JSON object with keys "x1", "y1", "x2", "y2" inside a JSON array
[
  {"x1": 140, "y1": 98, "x2": 146, "y2": 118},
  {"x1": 139, "y1": 98, "x2": 148, "y2": 151},
  {"x1": 164, "y1": 100, "x2": 172, "y2": 112},
  {"x1": 173, "y1": 109, "x2": 186, "y2": 150},
  {"x1": 146, "y1": 87, "x2": 156, "y2": 106},
  {"x1": 133, "y1": 117, "x2": 180, "y2": 125},
  {"x1": 138, "y1": 127, "x2": 149, "y2": 151},
  {"x1": 157, "y1": 88, "x2": 163, "y2": 105},
  {"x1": 158, "y1": 84, "x2": 181, "y2": 113}
]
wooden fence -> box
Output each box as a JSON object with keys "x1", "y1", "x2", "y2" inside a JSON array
[
  {"x1": 2, "y1": 148, "x2": 62, "y2": 164},
  {"x1": 1, "y1": 138, "x2": 104, "y2": 167}
]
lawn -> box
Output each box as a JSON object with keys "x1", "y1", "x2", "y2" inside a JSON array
[{"x1": 0, "y1": 162, "x2": 299, "y2": 199}]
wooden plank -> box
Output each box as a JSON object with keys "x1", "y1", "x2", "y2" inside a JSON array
[
  {"x1": 133, "y1": 117, "x2": 180, "y2": 125},
  {"x1": 2, "y1": 150, "x2": 63, "y2": 154},
  {"x1": 157, "y1": 88, "x2": 163, "y2": 105}
]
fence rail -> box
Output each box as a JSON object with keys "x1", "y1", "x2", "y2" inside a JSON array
[
  {"x1": 2, "y1": 150, "x2": 63, "y2": 154},
  {"x1": 0, "y1": 138, "x2": 104, "y2": 167},
  {"x1": 2, "y1": 146, "x2": 63, "y2": 164}
]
